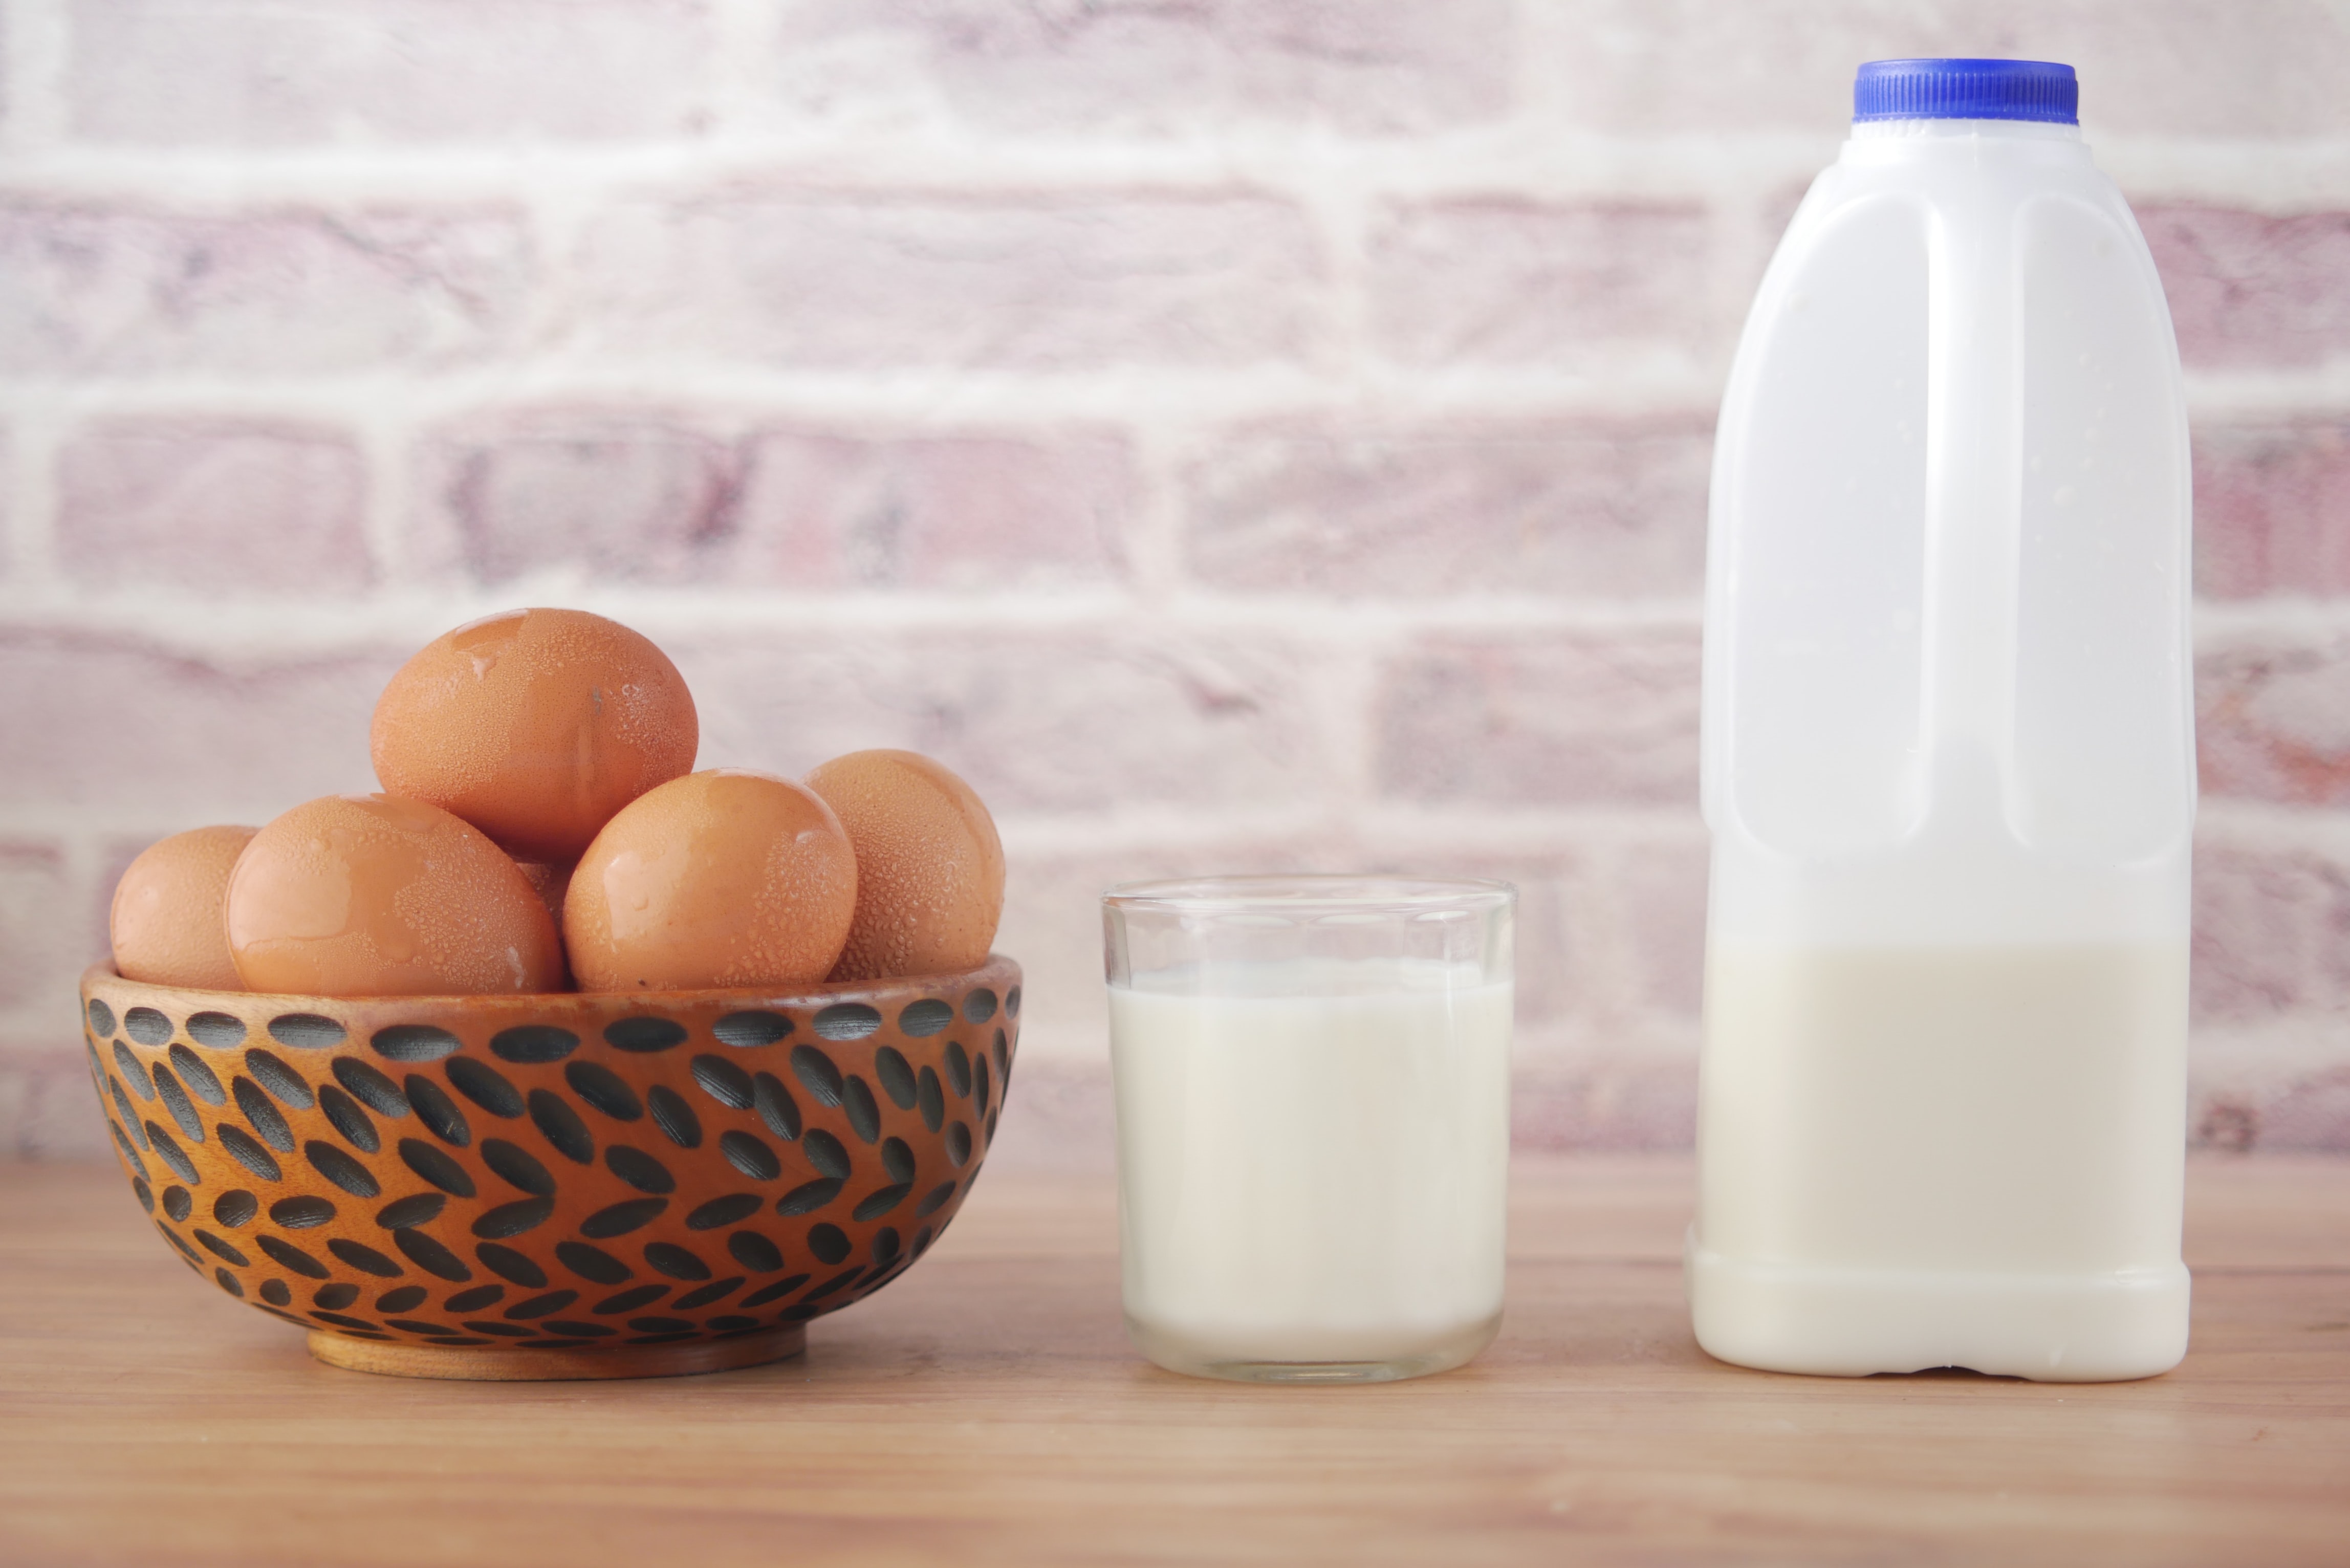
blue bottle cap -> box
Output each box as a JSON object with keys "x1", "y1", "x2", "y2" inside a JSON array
[{"x1": 1853, "y1": 58, "x2": 2078, "y2": 125}]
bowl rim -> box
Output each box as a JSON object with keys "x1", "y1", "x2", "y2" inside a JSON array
[{"x1": 80, "y1": 952, "x2": 1020, "y2": 1010}]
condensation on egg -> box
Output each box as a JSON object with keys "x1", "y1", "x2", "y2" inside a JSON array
[
  {"x1": 371, "y1": 607, "x2": 699, "y2": 864},
  {"x1": 512, "y1": 859, "x2": 572, "y2": 928},
  {"x1": 512, "y1": 858, "x2": 576, "y2": 988},
  {"x1": 110, "y1": 824, "x2": 258, "y2": 990},
  {"x1": 226, "y1": 794, "x2": 566, "y2": 997},
  {"x1": 804, "y1": 749, "x2": 1004, "y2": 983},
  {"x1": 564, "y1": 770, "x2": 858, "y2": 992}
]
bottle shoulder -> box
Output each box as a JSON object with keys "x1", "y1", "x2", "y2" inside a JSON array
[
  {"x1": 1805, "y1": 136, "x2": 2129, "y2": 219},
  {"x1": 1748, "y1": 152, "x2": 2162, "y2": 346}
]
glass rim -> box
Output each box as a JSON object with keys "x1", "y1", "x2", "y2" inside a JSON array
[{"x1": 1101, "y1": 873, "x2": 1515, "y2": 914}]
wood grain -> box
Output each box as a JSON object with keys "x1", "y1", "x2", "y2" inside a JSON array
[
  {"x1": 303, "y1": 1323, "x2": 807, "y2": 1380},
  {"x1": 2, "y1": 1155, "x2": 2344, "y2": 1566}
]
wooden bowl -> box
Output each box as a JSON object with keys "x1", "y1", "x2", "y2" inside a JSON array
[{"x1": 79, "y1": 957, "x2": 1020, "y2": 1381}]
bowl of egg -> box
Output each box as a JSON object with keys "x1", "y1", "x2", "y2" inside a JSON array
[{"x1": 85, "y1": 608, "x2": 1018, "y2": 1381}]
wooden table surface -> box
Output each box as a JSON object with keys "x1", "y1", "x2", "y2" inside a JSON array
[{"x1": 2, "y1": 1155, "x2": 2345, "y2": 1566}]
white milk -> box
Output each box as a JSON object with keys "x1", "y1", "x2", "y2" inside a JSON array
[
  {"x1": 1109, "y1": 960, "x2": 1511, "y2": 1375},
  {"x1": 1692, "y1": 944, "x2": 2188, "y2": 1380}
]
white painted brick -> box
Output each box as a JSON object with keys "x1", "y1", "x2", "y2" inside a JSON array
[
  {"x1": 1515, "y1": 1056, "x2": 1699, "y2": 1152},
  {"x1": 997, "y1": 836, "x2": 1359, "y2": 1068},
  {"x1": 414, "y1": 411, "x2": 1136, "y2": 591},
  {"x1": 59, "y1": 419, "x2": 371, "y2": 593},
  {"x1": 1377, "y1": 631, "x2": 1703, "y2": 809},
  {"x1": 414, "y1": 412, "x2": 743, "y2": 585},
  {"x1": 2195, "y1": 421, "x2": 2350, "y2": 600},
  {"x1": 772, "y1": 0, "x2": 1516, "y2": 137},
  {"x1": 0, "y1": 629, "x2": 396, "y2": 814},
  {"x1": 2192, "y1": 842, "x2": 2350, "y2": 1023},
  {"x1": 0, "y1": 201, "x2": 532, "y2": 376},
  {"x1": 2144, "y1": 205, "x2": 2350, "y2": 372},
  {"x1": 15, "y1": 1057, "x2": 115, "y2": 1160},
  {"x1": 572, "y1": 189, "x2": 1330, "y2": 370},
  {"x1": 2199, "y1": 631, "x2": 2350, "y2": 810},
  {"x1": 1, "y1": 2, "x2": 2346, "y2": 1160},
  {"x1": 672, "y1": 628, "x2": 1341, "y2": 817},
  {"x1": 736, "y1": 426, "x2": 1135, "y2": 591},
  {"x1": 1614, "y1": 834, "x2": 1710, "y2": 1021},
  {"x1": 1183, "y1": 418, "x2": 1710, "y2": 599},
  {"x1": 67, "y1": 0, "x2": 716, "y2": 145},
  {"x1": 1524, "y1": 0, "x2": 2350, "y2": 138},
  {"x1": 0, "y1": 839, "x2": 77, "y2": 1012},
  {"x1": 1367, "y1": 201, "x2": 1715, "y2": 371}
]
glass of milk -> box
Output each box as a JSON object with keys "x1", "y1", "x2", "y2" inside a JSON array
[{"x1": 1103, "y1": 875, "x2": 1514, "y2": 1383}]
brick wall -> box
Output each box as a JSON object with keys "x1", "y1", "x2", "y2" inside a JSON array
[{"x1": 4, "y1": 1, "x2": 2347, "y2": 1162}]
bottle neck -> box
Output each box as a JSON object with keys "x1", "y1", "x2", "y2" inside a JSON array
[
  {"x1": 1842, "y1": 117, "x2": 2089, "y2": 169},
  {"x1": 1849, "y1": 117, "x2": 2082, "y2": 143}
]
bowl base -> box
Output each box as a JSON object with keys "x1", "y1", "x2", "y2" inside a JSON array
[{"x1": 306, "y1": 1325, "x2": 806, "y2": 1382}]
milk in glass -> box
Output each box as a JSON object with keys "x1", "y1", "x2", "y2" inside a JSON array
[
  {"x1": 1113, "y1": 963, "x2": 1510, "y2": 1368},
  {"x1": 1103, "y1": 879, "x2": 1513, "y2": 1383}
]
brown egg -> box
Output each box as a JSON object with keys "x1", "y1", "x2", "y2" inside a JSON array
[
  {"x1": 110, "y1": 825, "x2": 257, "y2": 990},
  {"x1": 371, "y1": 607, "x2": 699, "y2": 863},
  {"x1": 226, "y1": 794, "x2": 565, "y2": 997},
  {"x1": 564, "y1": 770, "x2": 858, "y2": 992},
  {"x1": 511, "y1": 859, "x2": 573, "y2": 928},
  {"x1": 512, "y1": 859, "x2": 576, "y2": 989},
  {"x1": 804, "y1": 749, "x2": 1004, "y2": 983}
]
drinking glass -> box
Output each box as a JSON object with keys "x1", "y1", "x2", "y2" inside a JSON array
[{"x1": 1102, "y1": 875, "x2": 1514, "y2": 1383}]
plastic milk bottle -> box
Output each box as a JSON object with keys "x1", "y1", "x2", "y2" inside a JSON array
[{"x1": 1690, "y1": 59, "x2": 2193, "y2": 1381}]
